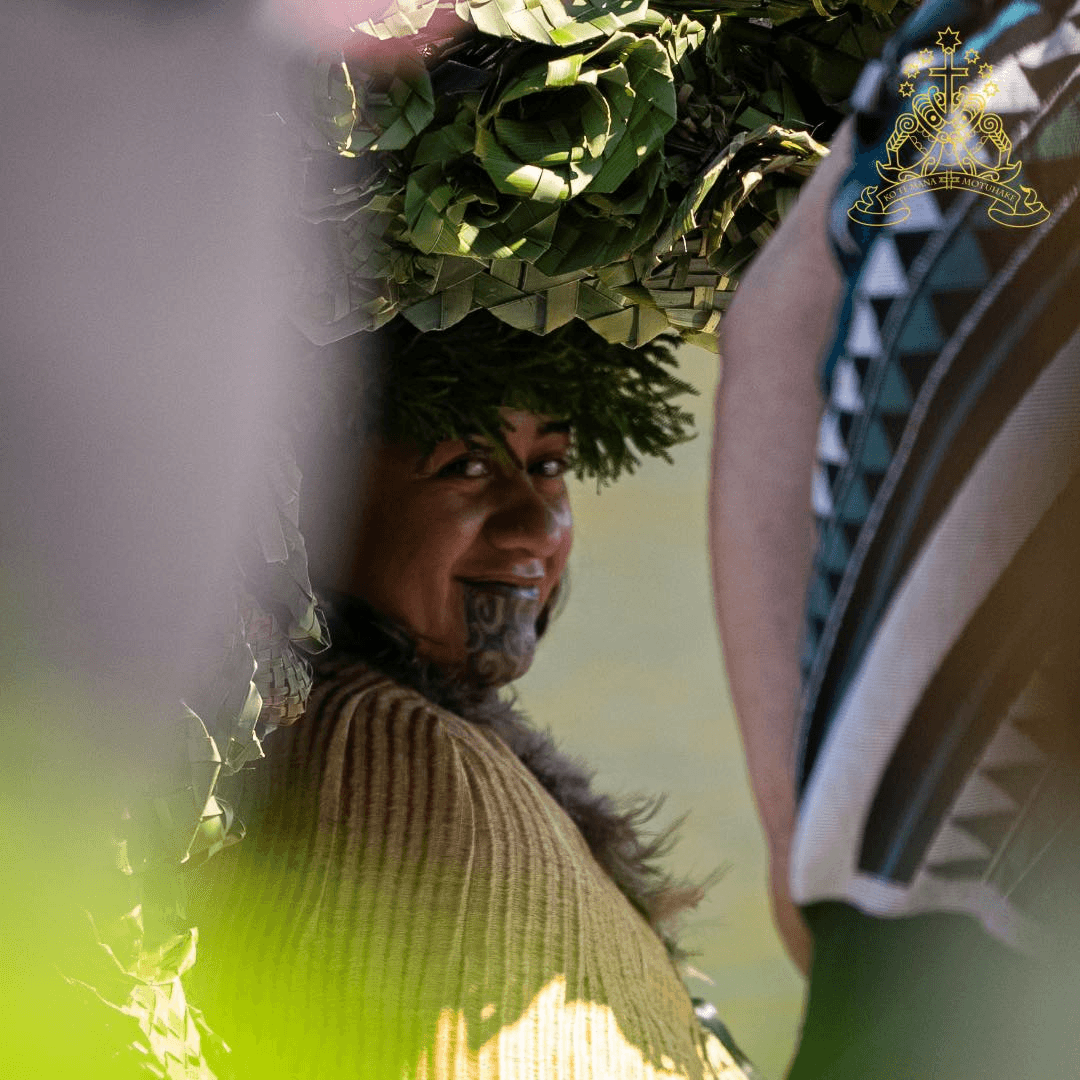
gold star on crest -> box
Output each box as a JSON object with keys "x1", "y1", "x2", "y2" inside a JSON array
[
  {"x1": 937, "y1": 27, "x2": 962, "y2": 53},
  {"x1": 983, "y1": 81, "x2": 999, "y2": 97},
  {"x1": 899, "y1": 80, "x2": 915, "y2": 97},
  {"x1": 979, "y1": 62, "x2": 994, "y2": 77},
  {"x1": 903, "y1": 58, "x2": 921, "y2": 77},
  {"x1": 918, "y1": 48, "x2": 934, "y2": 65},
  {"x1": 964, "y1": 48, "x2": 980, "y2": 63}
]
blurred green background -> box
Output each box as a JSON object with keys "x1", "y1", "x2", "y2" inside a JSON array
[{"x1": 517, "y1": 344, "x2": 805, "y2": 1079}]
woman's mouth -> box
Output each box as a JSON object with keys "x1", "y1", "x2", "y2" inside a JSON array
[{"x1": 459, "y1": 579, "x2": 541, "y2": 600}]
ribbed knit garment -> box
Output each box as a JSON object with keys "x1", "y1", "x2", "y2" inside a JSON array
[{"x1": 188, "y1": 663, "x2": 744, "y2": 1079}]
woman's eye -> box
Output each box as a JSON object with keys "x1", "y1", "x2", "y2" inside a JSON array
[
  {"x1": 532, "y1": 457, "x2": 568, "y2": 479},
  {"x1": 438, "y1": 453, "x2": 492, "y2": 479}
]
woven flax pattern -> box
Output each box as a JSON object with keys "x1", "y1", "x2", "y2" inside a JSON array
[{"x1": 188, "y1": 665, "x2": 746, "y2": 1079}]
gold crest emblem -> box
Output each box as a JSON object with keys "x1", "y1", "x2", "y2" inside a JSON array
[{"x1": 849, "y1": 28, "x2": 1049, "y2": 227}]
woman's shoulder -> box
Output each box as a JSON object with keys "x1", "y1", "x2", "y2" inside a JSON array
[
  {"x1": 205, "y1": 661, "x2": 494, "y2": 884},
  {"x1": 275, "y1": 659, "x2": 511, "y2": 816},
  {"x1": 305, "y1": 655, "x2": 400, "y2": 708},
  {"x1": 305, "y1": 657, "x2": 486, "y2": 747}
]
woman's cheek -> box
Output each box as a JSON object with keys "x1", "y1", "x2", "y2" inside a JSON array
[{"x1": 549, "y1": 495, "x2": 573, "y2": 551}]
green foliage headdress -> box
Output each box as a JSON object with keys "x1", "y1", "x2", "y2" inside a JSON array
[{"x1": 281, "y1": 0, "x2": 908, "y2": 479}]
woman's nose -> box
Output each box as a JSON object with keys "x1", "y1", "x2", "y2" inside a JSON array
[{"x1": 484, "y1": 475, "x2": 570, "y2": 558}]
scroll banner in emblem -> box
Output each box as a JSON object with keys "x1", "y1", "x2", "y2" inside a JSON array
[{"x1": 849, "y1": 27, "x2": 1050, "y2": 228}]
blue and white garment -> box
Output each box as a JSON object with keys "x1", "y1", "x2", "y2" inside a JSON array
[{"x1": 791, "y1": 0, "x2": 1080, "y2": 959}]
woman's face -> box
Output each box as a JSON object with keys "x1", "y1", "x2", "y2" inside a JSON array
[{"x1": 343, "y1": 410, "x2": 573, "y2": 683}]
